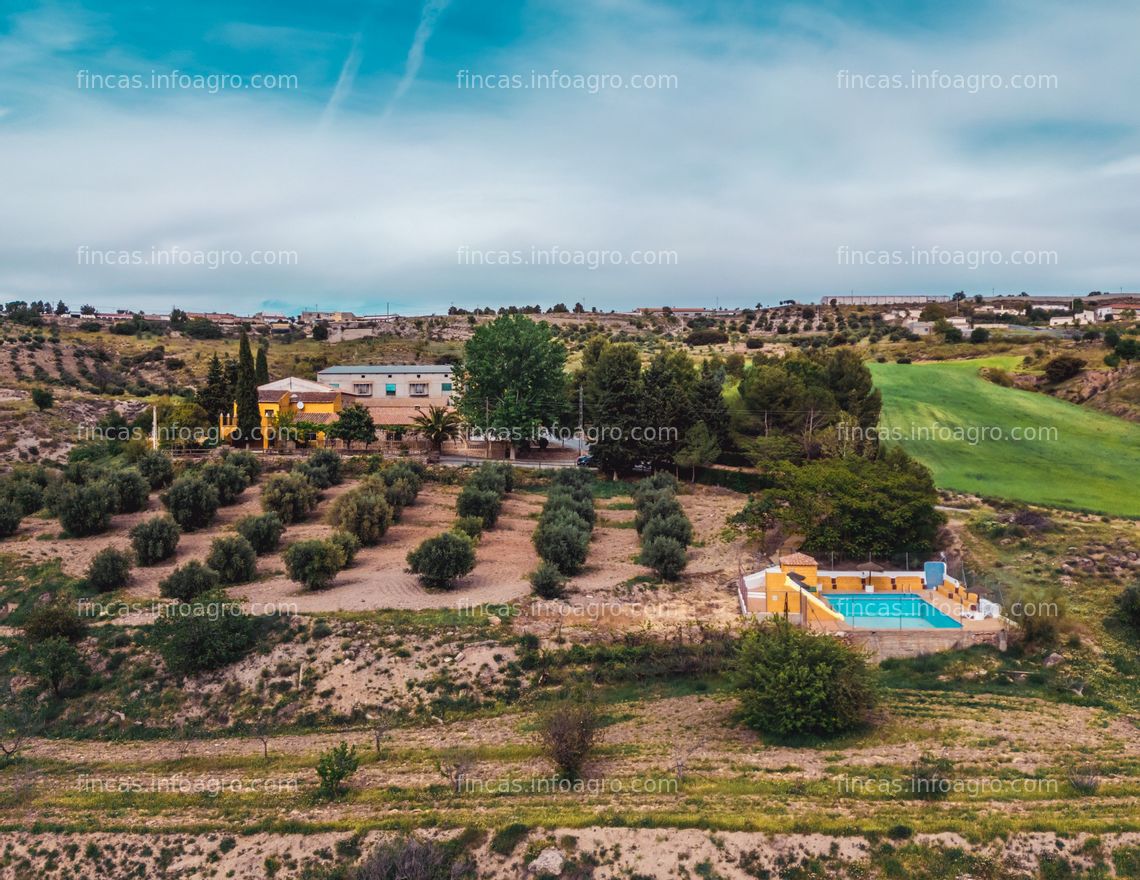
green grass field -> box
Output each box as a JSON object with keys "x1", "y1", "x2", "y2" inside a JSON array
[{"x1": 870, "y1": 356, "x2": 1140, "y2": 517}]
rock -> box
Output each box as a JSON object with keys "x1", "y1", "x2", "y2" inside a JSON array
[
  {"x1": 454, "y1": 652, "x2": 465, "y2": 662},
  {"x1": 488, "y1": 615, "x2": 501, "y2": 626},
  {"x1": 1043, "y1": 652, "x2": 1065, "y2": 668},
  {"x1": 528, "y1": 848, "x2": 564, "y2": 876}
]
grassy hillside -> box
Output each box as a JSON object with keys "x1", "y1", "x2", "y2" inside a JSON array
[{"x1": 870, "y1": 356, "x2": 1140, "y2": 517}]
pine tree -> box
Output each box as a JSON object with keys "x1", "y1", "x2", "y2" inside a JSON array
[
  {"x1": 255, "y1": 344, "x2": 269, "y2": 386},
  {"x1": 223, "y1": 355, "x2": 238, "y2": 399},
  {"x1": 235, "y1": 331, "x2": 259, "y2": 441},
  {"x1": 199, "y1": 354, "x2": 229, "y2": 420},
  {"x1": 693, "y1": 361, "x2": 731, "y2": 449}
]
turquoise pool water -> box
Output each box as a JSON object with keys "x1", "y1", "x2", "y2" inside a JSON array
[{"x1": 823, "y1": 593, "x2": 962, "y2": 629}]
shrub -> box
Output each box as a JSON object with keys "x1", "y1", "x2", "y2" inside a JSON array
[
  {"x1": 234, "y1": 512, "x2": 284, "y2": 555},
  {"x1": 31, "y1": 387, "x2": 54, "y2": 410},
  {"x1": 384, "y1": 477, "x2": 418, "y2": 519},
  {"x1": 533, "y1": 510, "x2": 591, "y2": 575},
  {"x1": 539, "y1": 700, "x2": 601, "y2": 779},
  {"x1": 261, "y1": 473, "x2": 319, "y2": 524},
  {"x1": 86, "y1": 547, "x2": 132, "y2": 592},
  {"x1": 489, "y1": 823, "x2": 530, "y2": 856},
  {"x1": 283, "y1": 539, "x2": 346, "y2": 590},
  {"x1": 354, "y1": 837, "x2": 467, "y2": 880},
  {"x1": 407, "y1": 531, "x2": 476, "y2": 589},
  {"x1": 27, "y1": 637, "x2": 85, "y2": 697},
  {"x1": 634, "y1": 494, "x2": 684, "y2": 533},
  {"x1": 529, "y1": 561, "x2": 567, "y2": 599},
  {"x1": 545, "y1": 486, "x2": 596, "y2": 527},
  {"x1": 456, "y1": 485, "x2": 501, "y2": 528},
  {"x1": 162, "y1": 476, "x2": 219, "y2": 531},
  {"x1": 294, "y1": 458, "x2": 335, "y2": 490},
  {"x1": 130, "y1": 516, "x2": 181, "y2": 565},
  {"x1": 200, "y1": 461, "x2": 250, "y2": 505},
  {"x1": 641, "y1": 512, "x2": 693, "y2": 548},
  {"x1": 330, "y1": 530, "x2": 361, "y2": 566},
  {"x1": 206, "y1": 535, "x2": 258, "y2": 585},
  {"x1": 57, "y1": 483, "x2": 115, "y2": 536},
  {"x1": 152, "y1": 591, "x2": 257, "y2": 675},
  {"x1": 639, "y1": 534, "x2": 688, "y2": 580},
  {"x1": 316, "y1": 741, "x2": 359, "y2": 800},
  {"x1": 107, "y1": 468, "x2": 150, "y2": 514},
  {"x1": 159, "y1": 560, "x2": 220, "y2": 601},
  {"x1": 452, "y1": 515, "x2": 484, "y2": 541},
  {"x1": 1044, "y1": 354, "x2": 1086, "y2": 384},
  {"x1": 327, "y1": 489, "x2": 391, "y2": 545},
  {"x1": 735, "y1": 619, "x2": 877, "y2": 738},
  {"x1": 23, "y1": 601, "x2": 86, "y2": 643},
  {"x1": 307, "y1": 449, "x2": 343, "y2": 485},
  {"x1": 0, "y1": 498, "x2": 21, "y2": 537},
  {"x1": 1117, "y1": 582, "x2": 1140, "y2": 633},
  {"x1": 1, "y1": 478, "x2": 44, "y2": 516},
  {"x1": 221, "y1": 449, "x2": 261, "y2": 482},
  {"x1": 909, "y1": 754, "x2": 954, "y2": 800},
  {"x1": 136, "y1": 450, "x2": 174, "y2": 489}
]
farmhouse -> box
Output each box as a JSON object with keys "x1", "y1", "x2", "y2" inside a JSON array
[
  {"x1": 317, "y1": 364, "x2": 455, "y2": 427},
  {"x1": 219, "y1": 377, "x2": 355, "y2": 448}
]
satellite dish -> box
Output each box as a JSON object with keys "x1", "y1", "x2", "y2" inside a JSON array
[{"x1": 296, "y1": 400, "x2": 305, "y2": 410}]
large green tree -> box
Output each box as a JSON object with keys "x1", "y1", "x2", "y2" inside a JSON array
[
  {"x1": 454, "y1": 314, "x2": 568, "y2": 446},
  {"x1": 327, "y1": 404, "x2": 376, "y2": 449},
  {"x1": 583, "y1": 341, "x2": 643, "y2": 477},
  {"x1": 235, "y1": 331, "x2": 259, "y2": 441},
  {"x1": 198, "y1": 354, "x2": 230, "y2": 421},
  {"x1": 255, "y1": 344, "x2": 270, "y2": 386},
  {"x1": 637, "y1": 348, "x2": 697, "y2": 466}
]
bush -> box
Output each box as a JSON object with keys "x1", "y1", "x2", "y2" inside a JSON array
[
  {"x1": 162, "y1": 476, "x2": 219, "y2": 531},
  {"x1": 261, "y1": 473, "x2": 319, "y2": 524},
  {"x1": 206, "y1": 535, "x2": 258, "y2": 585},
  {"x1": 316, "y1": 741, "x2": 359, "y2": 799},
  {"x1": 545, "y1": 486, "x2": 596, "y2": 527},
  {"x1": 0, "y1": 498, "x2": 21, "y2": 537},
  {"x1": 529, "y1": 561, "x2": 567, "y2": 599},
  {"x1": 294, "y1": 458, "x2": 336, "y2": 490},
  {"x1": 221, "y1": 449, "x2": 261, "y2": 482},
  {"x1": 152, "y1": 591, "x2": 257, "y2": 675},
  {"x1": 641, "y1": 512, "x2": 693, "y2": 547},
  {"x1": 452, "y1": 515, "x2": 484, "y2": 541},
  {"x1": 106, "y1": 468, "x2": 150, "y2": 514},
  {"x1": 354, "y1": 837, "x2": 468, "y2": 880},
  {"x1": 634, "y1": 494, "x2": 684, "y2": 533},
  {"x1": 159, "y1": 560, "x2": 220, "y2": 601},
  {"x1": 234, "y1": 512, "x2": 284, "y2": 555},
  {"x1": 86, "y1": 547, "x2": 132, "y2": 592},
  {"x1": 639, "y1": 534, "x2": 688, "y2": 580},
  {"x1": 200, "y1": 460, "x2": 250, "y2": 505},
  {"x1": 539, "y1": 700, "x2": 601, "y2": 779},
  {"x1": 735, "y1": 619, "x2": 877, "y2": 738},
  {"x1": 1117, "y1": 582, "x2": 1140, "y2": 633},
  {"x1": 23, "y1": 601, "x2": 86, "y2": 643},
  {"x1": 407, "y1": 531, "x2": 476, "y2": 589},
  {"x1": 27, "y1": 637, "x2": 85, "y2": 697},
  {"x1": 384, "y1": 477, "x2": 418, "y2": 519},
  {"x1": 307, "y1": 449, "x2": 343, "y2": 485},
  {"x1": 327, "y1": 488, "x2": 391, "y2": 545},
  {"x1": 909, "y1": 754, "x2": 954, "y2": 800},
  {"x1": 533, "y1": 509, "x2": 591, "y2": 575},
  {"x1": 1, "y1": 478, "x2": 44, "y2": 516},
  {"x1": 58, "y1": 483, "x2": 115, "y2": 536},
  {"x1": 137, "y1": 450, "x2": 174, "y2": 489},
  {"x1": 1044, "y1": 354, "x2": 1086, "y2": 384},
  {"x1": 283, "y1": 539, "x2": 346, "y2": 590},
  {"x1": 31, "y1": 387, "x2": 54, "y2": 410},
  {"x1": 330, "y1": 530, "x2": 361, "y2": 566},
  {"x1": 130, "y1": 515, "x2": 181, "y2": 565},
  {"x1": 456, "y1": 485, "x2": 501, "y2": 528}
]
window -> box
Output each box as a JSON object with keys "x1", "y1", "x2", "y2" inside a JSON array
[
  {"x1": 441, "y1": 382, "x2": 452, "y2": 392},
  {"x1": 385, "y1": 384, "x2": 397, "y2": 396},
  {"x1": 409, "y1": 383, "x2": 428, "y2": 396},
  {"x1": 353, "y1": 383, "x2": 372, "y2": 396}
]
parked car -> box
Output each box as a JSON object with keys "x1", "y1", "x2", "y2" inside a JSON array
[
  {"x1": 632, "y1": 461, "x2": 653, "y2": 474},
  {"x1": 576, "y1": 454, "x2": 594, "y2": 467}
]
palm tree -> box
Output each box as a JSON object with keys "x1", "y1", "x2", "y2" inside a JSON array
[{"x1": 412, "y1": 405, "x2": 460, "y2": 461}]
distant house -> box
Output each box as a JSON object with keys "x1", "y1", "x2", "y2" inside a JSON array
[{"x1": 906, "y1": 321, "x2": 934, "y2": 336}]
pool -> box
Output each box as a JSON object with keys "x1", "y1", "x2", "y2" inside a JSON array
[{"x1": 823, "y1": 593, "x2": 962, "y2": 629}]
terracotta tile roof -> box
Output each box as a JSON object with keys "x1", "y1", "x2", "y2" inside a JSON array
[
  {"x1": 258, "y1": 389, "x2": 286, "y2": 403},
  {"x1": 781, "y1": 552, "x2": 818, "y2": 566},
  {"x1": 295, "y1": 412, "x2": 338, "y2": 424},
  {"x1": 291, "y1": 392, "x2": 340, "y2": 404}
]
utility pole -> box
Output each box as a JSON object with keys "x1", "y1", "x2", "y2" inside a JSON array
[
  {"x1": 151, "y1": 405, "x2": 158, "y2": 451},
  {"x1": 577, "y1": 385, "x2": 584, "y2": 455}
]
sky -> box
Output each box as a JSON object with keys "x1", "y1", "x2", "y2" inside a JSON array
[{"x1": 1, "y1": 0, "x2": 1139, "y2": 315}]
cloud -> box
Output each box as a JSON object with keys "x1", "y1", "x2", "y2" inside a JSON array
[
  {"x1": 383, "y1": 0, "x2": 452, "y2": 117},
  {"x1": 1, "y1": 0, "x2": 1139, "y2": 313},
  {"x1": 318, "y1": 29, "x2": 365, "y2": 131}
]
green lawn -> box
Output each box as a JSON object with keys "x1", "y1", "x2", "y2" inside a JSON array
[{"x1": 869, "y1": 357, "x2": 1140, "y2": 517}]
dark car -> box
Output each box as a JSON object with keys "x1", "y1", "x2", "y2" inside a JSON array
[{"x1": 576, "y1": 454, "x2": 594, "y2": 467}]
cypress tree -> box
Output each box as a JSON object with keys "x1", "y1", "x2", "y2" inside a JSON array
[
  {"x1": 255, "y1": 344, "x2": 269, "y2": 386},
  {"x1": 235, "y1": 331, "x2": 259, "y2": 441},
  {"x1": 223, "y1": 356, "x2": 238, "y2": 401},
  {"x1": 199, "y1": 354, "x2": 228, "y2": 420}
]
